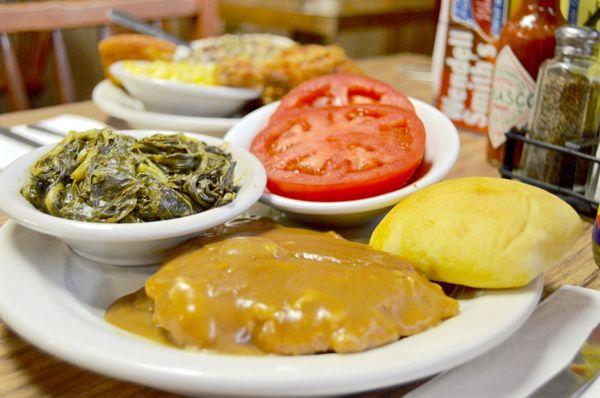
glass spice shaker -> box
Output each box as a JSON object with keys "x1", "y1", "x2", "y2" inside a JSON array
[{"x1": 524, "y1": 26, "x2": 600, "y2": 188}]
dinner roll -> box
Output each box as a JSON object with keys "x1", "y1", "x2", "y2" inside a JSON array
[
  {"x1": 369, "y1": 177, "x2": 581, "y2": 288},
  {"x1": 98, "y1": 34, "x2": 176, "y2": 82}
]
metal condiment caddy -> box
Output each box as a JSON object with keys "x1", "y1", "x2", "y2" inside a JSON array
[
  {"x1": 499, "y1": 25, "x2": 600, "y2": 217},
  {"x1": 500, "y1": 127, "x2": 600, "y2": 217}
]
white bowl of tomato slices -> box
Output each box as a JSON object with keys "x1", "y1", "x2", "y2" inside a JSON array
[{"x1": 225, "y1": 74, "x2": 460, "y2": 226}]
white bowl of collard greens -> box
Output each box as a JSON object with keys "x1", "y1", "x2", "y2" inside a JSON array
[{"x1": 0, "y1": 129, "x2": 266, "y2": 266}]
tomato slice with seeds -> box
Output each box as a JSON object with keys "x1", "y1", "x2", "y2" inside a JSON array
[
  {"x1": 251, "y1": 104, "x2": 426, "y2": 202},
  {"x1": 270, "y1": 74, "x2": 415, "y2": 122}
]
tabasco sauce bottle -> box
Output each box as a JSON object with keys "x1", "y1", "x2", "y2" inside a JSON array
[{"x1": 487, "y1": 0, "x2": 565, "y2": 164}]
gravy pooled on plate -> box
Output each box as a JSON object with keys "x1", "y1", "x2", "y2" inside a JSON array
[{"x1": 106, "y1": 219, "x2": 458, "y2": 355}]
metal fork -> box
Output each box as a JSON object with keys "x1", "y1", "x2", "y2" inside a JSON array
[
  {"x1": 26, "y1": 123, "x2": 65, "y2": 138},
  {"x1": 0, "y1": 126, "x2": 42, "y2": 148}
]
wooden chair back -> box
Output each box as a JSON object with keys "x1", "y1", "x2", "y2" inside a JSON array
[{"x1": 0, "y1": 0, "x2": 221, "y2": 111}]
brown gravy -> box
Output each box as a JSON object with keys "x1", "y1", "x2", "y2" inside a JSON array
[{"x1": 106, "y1": 219, "x2": 459, "y2": 355}]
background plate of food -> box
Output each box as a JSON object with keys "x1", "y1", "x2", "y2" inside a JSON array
[{"x1": 94, "y1": 33, "x2": 361, "y2": 133}]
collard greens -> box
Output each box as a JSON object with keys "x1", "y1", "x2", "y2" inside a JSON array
[{"x1": 21, "y1": 129, "x2": 238, "y2": 223}]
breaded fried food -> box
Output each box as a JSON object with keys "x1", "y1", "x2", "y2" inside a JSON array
[
  {"x1": 98, "y1": 34, "x2": 176, "y2": 82},
  {"x1": 204, "y1": 34, "x2": 296, "y2": 89},
  {"x1": 261, "y1": 45, "x2": 361, "y2": 103},
  {"x1": 214, "y1": 44, "x2": 361, "y2": 102},
  {"x1": 187, "y1": 33, "x2": 294, "y2": 64},
  {"x1": 214, "y1": 57, "x2": 268, "y2": 89}
]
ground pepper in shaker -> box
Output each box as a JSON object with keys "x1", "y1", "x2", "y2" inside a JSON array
[{"x1": 524, "y1": 26, "x2": 600, "y2": 188}]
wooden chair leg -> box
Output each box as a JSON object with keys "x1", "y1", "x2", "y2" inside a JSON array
[
  {"x1": 51, "y1": 29, "x2": 76, "y2": 104},
  {"x1": 0, "y1": 32, "x2": 30, "y2": 111},
  {"x1": 193, "y1": 0, "x2": 221, "y2": 39},
  {"x1": 15, "y1": 32, "x2": 51, "y2": 94}
]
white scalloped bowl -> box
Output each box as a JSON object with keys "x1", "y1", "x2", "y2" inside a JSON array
[
  {"x1": 0, "y1": 130, "x2": 266, "y2": 265},
  {"x1": 110, "y1": 61, "x2": 260, "y2": 117},
  {"x1": 224, "y1": 99, "x2": 460, "y2": 226}
]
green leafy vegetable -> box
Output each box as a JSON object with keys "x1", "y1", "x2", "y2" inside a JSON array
[{"x1": 21, "y1": 129, "x2": 238, "y2": 223}]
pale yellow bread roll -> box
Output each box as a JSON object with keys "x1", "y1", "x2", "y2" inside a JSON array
[{"x1": 369, "y1": 177, "x2": 581, "y2": 288}]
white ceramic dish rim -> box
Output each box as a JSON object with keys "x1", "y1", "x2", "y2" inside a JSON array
[
  {"x1": 110, "y1": 61, "x2": 260, "y2": 99},
  {"x1": 0, "y1": 130, "x2": 266, "y2": 242},
  {"x1": 0, "y1": 222, "x2": 543, "y2": 396},
  {"x1": 91, "y1": 80, "x2": 241, "y2": 130},
  {"x1": 224, "y1": 99, "x2": 460, "y2": 215}
]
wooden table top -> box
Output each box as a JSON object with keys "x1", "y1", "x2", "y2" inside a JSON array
[{"x1": 0, "y1": 54, "x2": 598, "y2": 398}]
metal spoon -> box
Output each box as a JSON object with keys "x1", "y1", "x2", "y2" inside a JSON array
[{"x1": 106, "y1": 9, "x2": 191, "y2": 48}]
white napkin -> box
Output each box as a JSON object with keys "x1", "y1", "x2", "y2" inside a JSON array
[
  {"x1": 406, "y1": 285, "x2": 600, "y2": 398},
  {"x1": 0, "y1": 114, "x2": 107, "y2": 168}
]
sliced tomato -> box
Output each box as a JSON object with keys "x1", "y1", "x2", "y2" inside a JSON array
[
  {"x1": 251, "y1": 104, "x2": 426, "y2": 202},
  {"x1": 270, "y1": 74, "x2": 415, "y2": 122}
]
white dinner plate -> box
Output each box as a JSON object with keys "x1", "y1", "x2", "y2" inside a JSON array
[
  {"x1": 92, "y1": 80, "x2": 241, "y2": 135},
  {"x1": 0, "y1": 216, "x2": 542, "y2": 397}
]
